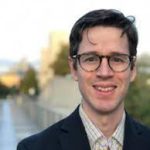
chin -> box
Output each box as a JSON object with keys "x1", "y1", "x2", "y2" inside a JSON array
[{"x1": 94, "y1": 102, "x2": 119, "y2": 114}]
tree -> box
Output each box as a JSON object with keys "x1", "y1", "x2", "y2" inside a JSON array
[
  {"x1": 19, "y1": 66, "x2": 39, "y2": 96},
  {"x1": 137, "y1": 53, "x2": 150, "y2": 67},
  {"x1": 125, "y1": 71, "x2": 150, "y2": 126},
  {"x1": 52, "y1": 44, "x2": 70, "y2": 76},
  {"x1": 0, "y1": 81, "x2": 10, "y2": 98}
]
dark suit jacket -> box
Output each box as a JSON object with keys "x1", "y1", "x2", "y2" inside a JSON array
[{"x1": 17, "y1": 106, "x2": 150, "y2": 150}]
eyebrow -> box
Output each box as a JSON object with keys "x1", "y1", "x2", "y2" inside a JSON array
[
  {"x1": 78, "y1": 51, "x2": 98, "y2": 55},
  {"x1": 78, "y1": 51, "x2": 129, "y2": 56},
  {"x1": 110, "y1": 52, "x2": 129, "y2": 56}
]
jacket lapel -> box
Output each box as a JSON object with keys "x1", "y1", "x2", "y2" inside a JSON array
[
  {"x1": 59, "y1": 106, "x2": 91, "y2": 150},
  {"x1": 58, "y1": 109, "x2": 150, "y2": 150}
]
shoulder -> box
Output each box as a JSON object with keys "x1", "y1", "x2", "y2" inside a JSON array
[
  {"x1": 17, "y1": 118, "x2": 65, "y2": 150},
  {"x1": 124, "y1": 113, "x2": 150, "y2": 149},
  {"x1": 133, "y1": 119, "x2": 150, "y2": 136},
  {"x1": 126, "y1": 113, "x2": 150, "y2": 138},
  {"x1": 17, "y1": 106, "x2": 81, "y2": 150}
]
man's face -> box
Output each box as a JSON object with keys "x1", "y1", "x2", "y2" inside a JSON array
[{"x1": 69, "y1": 26, "x2": 136, "y2": 115}]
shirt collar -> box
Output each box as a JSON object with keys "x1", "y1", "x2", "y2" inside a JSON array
[
  {"x1": 112, "y1": 111, "x2": 125, "y2": 145},
  {"x1": 79, "y1": 105, "x2": 125, "y2": 147}
]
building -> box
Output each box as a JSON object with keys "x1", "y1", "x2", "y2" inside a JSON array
[{"x1": 39, "y1": 31, "x2": 69, "y2": 88}]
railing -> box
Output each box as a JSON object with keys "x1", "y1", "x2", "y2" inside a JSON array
[
  {"x1": 15, "y1": 95, "x2": 78, "y2": 130},
  {"x1": 15, "y1": 76, "x2": 81, "y2": 129}
]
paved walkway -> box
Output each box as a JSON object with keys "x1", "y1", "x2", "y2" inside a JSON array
[{"x1": 0, "y1": 99, "x2": 40, "y2": 150}]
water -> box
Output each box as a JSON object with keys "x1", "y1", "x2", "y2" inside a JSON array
[
  {"x1": 0, "y1": 100, "x2": 17, "y2": 150},
  {"x1": 0, "y1": 99, "x2": 40, "y2": 150}
]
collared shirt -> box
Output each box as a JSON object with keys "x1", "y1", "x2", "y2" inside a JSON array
[{"x1": 79, "y1": 105, "x2": 125, "y2": 150}]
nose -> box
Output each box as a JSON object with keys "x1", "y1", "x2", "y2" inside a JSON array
[{"x1": 96, "y1": 57, "x2": 114, "y2": 78}]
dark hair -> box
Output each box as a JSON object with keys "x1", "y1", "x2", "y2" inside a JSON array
[{"x1": 69, "y1": 9, "x2": 138, "y2": 59}]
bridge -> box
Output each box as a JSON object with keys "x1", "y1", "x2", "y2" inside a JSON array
[
  {"x1": 0, "y1": 76, "x2": 81, "y2": 150},
  {"x1": 0, "y1": 95, "x2": 79, "y2": 150}
]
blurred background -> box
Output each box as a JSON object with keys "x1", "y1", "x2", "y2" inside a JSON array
[{"x1": 0, "y1": 0, "x2": 150, "y2": 150}]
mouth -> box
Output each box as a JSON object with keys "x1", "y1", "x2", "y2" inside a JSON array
[
  {"x1": 94, "y1": 86, "x2": 115, "y2": 92},
  {"x1": 93, "y1": 83, "x2": 117, "y2": 94}
]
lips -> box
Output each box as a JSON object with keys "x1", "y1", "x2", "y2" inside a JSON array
[
  {"x1": 95, "y1": 86, "x2": 115, "y2": 92},
  {"x1": 93, "y1": 83, "x2": 117, "y2": 93}
]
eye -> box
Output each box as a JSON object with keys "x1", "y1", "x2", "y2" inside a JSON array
[
  {"x1": 111, "y1": 55, "x2": 127, "y2": 63},
  {"x1": 81, "y1": 54, "x2": 99, "y2": 63}
]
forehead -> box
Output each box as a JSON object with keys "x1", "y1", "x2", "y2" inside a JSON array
[{"x1": 79, "y1": 26, "x2": 129, "y2": 54}]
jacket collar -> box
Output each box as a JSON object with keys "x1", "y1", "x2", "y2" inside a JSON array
[
  {"x1": 58, "y1": 107, "x2": 149, "y2": 150},
  {"x1": 59, "y1": 106, "x2": 91, "y2": 150}
]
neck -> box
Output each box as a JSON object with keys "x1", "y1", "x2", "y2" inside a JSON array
[
  {"x1": 82, "y1": 104, "x2": 124, "y2": 138},
  {"x1": 95, "y1": 111, "x2": 124, "y2": 138}
]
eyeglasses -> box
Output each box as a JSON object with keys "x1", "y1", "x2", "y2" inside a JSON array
[{"x1": 72, "y1": 52, "x2": 135, "y2": 72}]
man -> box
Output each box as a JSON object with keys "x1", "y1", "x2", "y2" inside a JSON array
[{"x1": 17, "y1": 9, "x2": 150, "y2": 150}]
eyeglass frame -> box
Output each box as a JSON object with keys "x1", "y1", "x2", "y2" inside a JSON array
[{"x1": 72, "y1": 52, "x2": 136, "y2": 72}]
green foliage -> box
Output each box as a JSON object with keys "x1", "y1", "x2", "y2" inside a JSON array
[
  {"x1": 125, "y1": 72, "x2": 150, "y2": 126},
  {"x1": 52, "y1": 44, "x2": 70, "y2": 76},
  {"x1": 9, "y1": 86, "x2": 19, "y2": 95},
  {"x1": 19, "y1": 66, "x2": 39, "y2": 96},
  {"x1": 125, "y1": 55, "x2": 150, "y2": 127},
  {"x1": 137, "y1": 53, "x2": 150, "y2": 67},
  {"x1": 0, "y1": 81, "x2": 10, "y2": 98}
]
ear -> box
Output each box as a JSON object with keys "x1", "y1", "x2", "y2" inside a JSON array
[
  {"x1": 130, "y1": 63, "x2": 137, "y2": 82},
  {"x1": 68, "y1": 56, "x2": 78, "y2": 81}
]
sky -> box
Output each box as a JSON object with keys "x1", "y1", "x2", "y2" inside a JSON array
[{"x1": 0, "y1": 0, "x2": 150, "y2": 71}]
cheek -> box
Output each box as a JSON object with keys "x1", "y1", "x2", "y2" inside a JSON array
[
  {"x1": 119, "y1": 68, "x2": 136, "y2": 83},
  {"x1": 78, "y1": 72, "x2": 92, "y2": 90},
  {"x1": 78, "y1": 75, "x2": 92, "y2": 102},
  {"x1": 119, "y1": 73, "x2": 132, "y2": 93}
]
